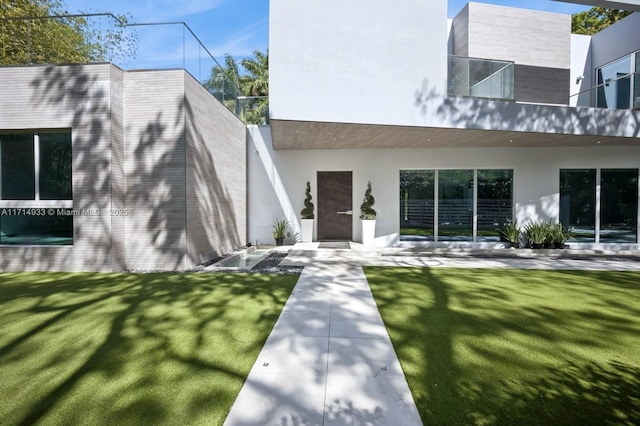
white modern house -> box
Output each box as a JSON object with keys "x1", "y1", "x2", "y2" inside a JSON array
[
  {"x1": 1, "y1": 0, "x2": 639, "y2": 272},
  {"x1": 249, "y1": 0, "x2": 640, "y2": 250}
]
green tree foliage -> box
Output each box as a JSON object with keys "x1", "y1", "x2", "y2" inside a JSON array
[
  {"x1": 572, "y1": 7, "x2": 631, "y2": 35},
  {"x1": 204, "y1": 53, "x2": 243, "y2": 111},
  {"x1": 204, "y1": 49, "x2": 269, "y2": 124},
  {"x1": 1, "y1": 0, "x2": 136, "y2": 65}
]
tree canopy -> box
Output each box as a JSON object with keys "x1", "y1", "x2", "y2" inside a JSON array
[
  {"x1": 1, "y1": 0, "x2": 135, "y2": 65},
  {"x1": 571, "y1": 7, "x2": 632, "y2": 35},
  {"x1": 204, "y1": 49, "x2": 269, "y2": 124}
]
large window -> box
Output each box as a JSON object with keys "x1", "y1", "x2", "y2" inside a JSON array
[
  {"x1": 400, "y1": 170, "x2": 434, "y2": 240},
  {"x1": 477, "y1": 169, "x2": 513, "y2": 241},
  {"x1": 596, "y1": 51, "x2": 639, "y2": 110},
  {"x1": 439, "y1": 170, "x2": 473, "y2": 241},
  {"x1": 560, "y1": 168, "x2": 638, "y2": 244},
  {"x1": 0, "y1": 131, "x2": 73, "y2": 245},
  {"x1": 400, "y1": 169, "x2": 513, "y2": 242},
  {"x1": 601, "y1": 169, "x2": 638, "y2": 243},
  {"x1": 560, "y1": 169, "x2": 596, "y2": 242}
]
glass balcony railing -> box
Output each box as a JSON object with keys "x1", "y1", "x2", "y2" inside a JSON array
[
  {"x1": 0, "y1": 14, "x2": 253, "y2": 121},
  {"x1": 569, "y1": 72, "x2": 640, "y2": 110},
  {"x1": 236, "y1": 96, "x2": 269, "y2": 125},
  {"x1": 448, "y1": 56, "x2": 515, "y2": 101}
]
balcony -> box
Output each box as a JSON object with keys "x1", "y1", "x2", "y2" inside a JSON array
[
  {"x1": 448, "y1": 56, "x2": 515, "y2": 101},
  {"x1": 571, "y1": 72, "x2": 640, "y2": 110}
]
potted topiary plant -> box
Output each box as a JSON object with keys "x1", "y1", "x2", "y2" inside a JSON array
[
  {"x1": 272, "y1": 218, "x2": 289, "y2": 246},
  {"x1": 359, "y1": 181, "x2": 376, "y2": 245},
  {"x1": 300, "y1": 182, "x2": 314, "y2": 243}
]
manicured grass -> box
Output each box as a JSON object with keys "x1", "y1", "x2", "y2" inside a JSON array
[
  {"x1": 0, "y1": 272, "x2": 297, "y2": 426},
  {"x1": 365, "y1": 267, "x2": 640, "y2": 425}
]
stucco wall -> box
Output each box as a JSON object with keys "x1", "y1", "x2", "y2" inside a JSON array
[
  {"x1": 184, "y1": 73, "x2": 247, "y2": 266},
  {"x1": 0, "y1": 64, "x2": 118, "y2": 272},
  {"x1": 269, "y1": 0, "x2": 448, "y2": 126},
  {"x1": 249, "y1": 125, "x2": 640, "y2": 248}
]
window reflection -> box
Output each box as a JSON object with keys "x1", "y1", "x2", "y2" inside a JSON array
[
  {"x1": 39, "y1": 132, "x2": 73, "y2": 200},
  {"x1": 560, "y1": 169, "x2": 596, "y2": 242},
  {"x1": 400, "y1": 170, "x2": 434, "y2": 241},
  {"x1": 601, "y1": 169, "x2": 638, "y2": 243},
  {"x1": 478, "y1": 170, "x2": 513, "y2": 242},
  {"x1": 1, "y1": 134, "x2": 35, "y2": 200},
  {"x1": 438, "y1": 170, "x2": 473, "y2": 241}
]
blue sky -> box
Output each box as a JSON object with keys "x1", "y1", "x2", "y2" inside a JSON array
[{"x1": 61, "y1": 0, "x2": 589, "y2": 73}]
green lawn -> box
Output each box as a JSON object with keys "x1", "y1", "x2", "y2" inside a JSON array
[
  {"x1": 365, "y1": 267, "x2": 640, "y2": 425},
  {"x1": 0, "y1": 272, "x2": 297, "y2": 426}
]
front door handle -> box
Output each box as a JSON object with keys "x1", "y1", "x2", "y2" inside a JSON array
[{"x1": 337, "y1": 210, "x2": 353, "y2": 215}]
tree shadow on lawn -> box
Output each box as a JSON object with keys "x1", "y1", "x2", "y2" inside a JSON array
[
  {"x1": 0, "y1": 272, "x2": 297, "y2": 426},
  {"x1": 365, "y1": 266, "x2": 640, "y2": 425}
]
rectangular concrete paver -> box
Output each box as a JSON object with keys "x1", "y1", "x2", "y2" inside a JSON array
[{"x1": 224, "y1": 262, "x2": 422, "y2": 425}]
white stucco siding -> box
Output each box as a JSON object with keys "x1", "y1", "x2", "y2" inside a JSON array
[
  {"x1": 570, "y1": 34, "x2": 592, "y2": 106},
  {"x1": 269, "y1": 0, "x2": 448, "y2": 126},
  {"x1": 249, "y1": 126, "x2": 640, "y2": 247}
]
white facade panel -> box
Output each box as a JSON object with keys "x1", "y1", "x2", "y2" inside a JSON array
[
  {"x1": 269, "y1": 0, "x2": 448, "y2": 127},
  {"x1": 249, "y1": 126, "x2": 640, "y2": 248}
]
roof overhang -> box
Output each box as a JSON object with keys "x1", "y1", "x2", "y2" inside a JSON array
[{"x1": 270, "y1": 119, "x2": 640, "y2": 150}]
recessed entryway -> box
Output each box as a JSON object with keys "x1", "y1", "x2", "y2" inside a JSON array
[{"x1": 317, "y1": 171, "x2": 353, "y2": 240}]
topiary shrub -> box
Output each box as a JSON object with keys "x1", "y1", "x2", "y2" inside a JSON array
[
  {"x1": 359, "y1": 181, "x2": 376, "y2": 220},
  {"x1": 301, "y1": 182, "x2": 314, "y2": 219}
]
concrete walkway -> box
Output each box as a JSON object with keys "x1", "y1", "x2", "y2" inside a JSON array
[
  {"x1": 225, "y1": 243, "x2": 640, "y2": 425},
  {"x1": 224, "y1": 262, "x2": 422, "y2": 425}
]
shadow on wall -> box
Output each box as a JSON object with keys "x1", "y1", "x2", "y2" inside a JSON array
[
  {"x1": 183, "y1": 96, "x2": 243, "y2": 264},
  {"x1": 414, "y1": 77, "x2": 640, "y2": 138},
  {"x1": 0, "y1": 64, "x2": 244, "y2": 272},
  {"x1": 125, "y1": 82, "x2": 244, "y2": 270},
  {"x1": 128, "y1": 110, "x2": 187, "y2": 270},
  {"x1": 0, "y1": 65, "x2": 115, "y2": 272}
]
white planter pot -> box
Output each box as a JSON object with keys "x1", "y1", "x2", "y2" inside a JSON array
[
  {"x1": 301, "y1": 219, "x2": 314, "y2": 243},
  {"x1": 361, "y1": 219, "x2": 376, "y2": 245}
]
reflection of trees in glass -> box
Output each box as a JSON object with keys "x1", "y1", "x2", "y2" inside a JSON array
[
  {"x1": 438, "y1": 170, "x2": 473, "y2": 239},
  {"x1": 439, "y1": 170, "x2": 473, "y2": 200},
  {"x1": 478, "y1": 170, "x2": 513, "y2": 235},
  {"x1": 601, "y1": 169, "x2": 638, "y2": 231},
  {"x1": 39, "y1": 133, "x2": 72, "y2": 200},
  {"x1": 399, "y1": 170, "x2": 434, "y2": 232},
  {"x1": 560, "y1": 169, "x2": 596, "y2": 230},
  {"x1": 478, "y1": 170, "x2": 511, "y2": 200},
  {"x1": 0, "y1": 134, "x2": 35, "y2": 200}
]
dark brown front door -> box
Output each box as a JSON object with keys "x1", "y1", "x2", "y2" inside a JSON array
[{"x1": 317, "y1": 171, "x2": 353, "y2": 240}]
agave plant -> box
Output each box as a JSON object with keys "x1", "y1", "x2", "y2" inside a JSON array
[
  {"x1": 499, "y1": 219, "x2": 521, "y2": 247},
  {"x1": 272, "y1": 218, "x2": 289, "y2": 239},
  {"x1": 524, "y1": 220, "x2": 549, "y2": 247}
]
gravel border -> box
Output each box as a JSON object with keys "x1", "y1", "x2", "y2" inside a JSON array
[{"x1": 127, "y1": 249, "x2": 303, "y2": 275}]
